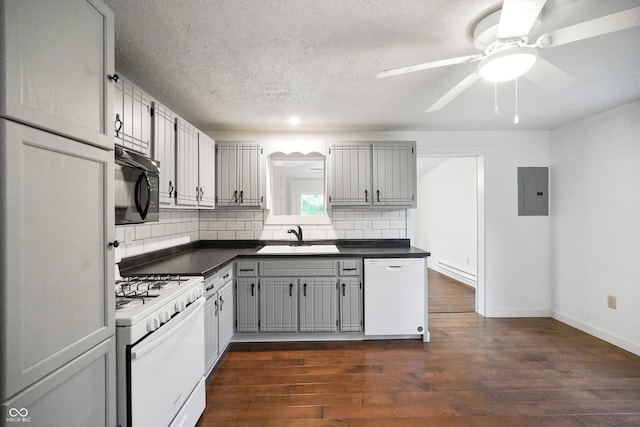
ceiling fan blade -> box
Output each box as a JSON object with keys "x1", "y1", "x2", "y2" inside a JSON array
[
  {"x1": 524, "y1": 57, "x2": 576, "y2": 92},
  {"x1": 536, "y1": 5, "x2": 640, "y2": 48},
  {"x1": 426, "y1": 73, "x2": 480, "y2": 112},
  {"x1": 497, "y1": 0, "x2": 547, "y2": 39},
  {"x1": 376, "y1": 54, "x2": 484, "y2": 79}
]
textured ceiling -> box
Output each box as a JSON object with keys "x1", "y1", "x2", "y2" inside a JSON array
[{"x1": 104, "y1": 0, "x2": 640, "y2": 132}]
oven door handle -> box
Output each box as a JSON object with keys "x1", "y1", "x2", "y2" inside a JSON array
[{"x1": 131, "y1": 298, "x2": 203, "y2": 360}]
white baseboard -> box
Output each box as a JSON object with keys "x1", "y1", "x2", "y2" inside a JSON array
[
  {"x1": 552, "y1": 310, "x2": 640, "y2": 356},
  {"x1": 431, "y1": 264, "x2": 477, "y2": 288}
]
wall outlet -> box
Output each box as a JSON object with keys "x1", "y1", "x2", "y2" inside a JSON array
[
  {"x1": 607, "y1": 295, "x2": 617, "y2": 309},
  {"x1": 362, "y1": 220, "x2": 372, "y2": 230}
]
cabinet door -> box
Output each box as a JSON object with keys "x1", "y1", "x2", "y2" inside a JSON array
[
  {"x1": 299, "y1": 277, "x2": 337, "y2": 332},
  {"x1": 218, "y1": 281, "x2": 235, "y2": 351},
  {"x1": 152, "y1": 102, "x2": 176, "y2": 205},
  {"x1": 329, "y1": 143, "x2": 371, "y2": 206},
  {"x1": 204, "y1": 294, "x2": 219, "y2": 376},
  {"x1": 340, "y1": 278, "x2": 362, "y2": 332},
  {"x1": 235, "y1": 278, "x2": 258, "y2": 333},
  {"x1": 1, "y1": 120, "x2": 115, "y2": 400},
  {"x1": 238, "y1": 143, "x2": 263, "y2": 207},
  {"x1": 175, "y1": 118, "x2": 199, "y2": 206},
  {"x1": 198, "y1": 133, "x2": 216, "y2": 208},
  {"x1": 1, "y1": 0, "x2": 115, "y2": 150},
  {"x1": 216, "y1": 142, "x2": 263, "y2": 208},
  {"x1": 372, "y1": 142, "x2": 416, "y2": 207},
  {"x1": 115, "y1": 76, "x2": 151, "y2": 155},
  {"x1": 215, "y1": 143, "x2": 240, "y2": 206},
  {"x1": 1, "y1": 337, "x2": 116, "y2": 427},
  {"x1": 259, "y1": 278, "x2": 298, "y2": 332}
]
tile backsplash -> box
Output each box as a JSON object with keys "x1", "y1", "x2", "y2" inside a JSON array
[
  {"x1": 115, "y1": 209, "x2": 199, "y2": 260},
  {"x1": 116, "y1": 208, "x2": 407, "y2": 259}
]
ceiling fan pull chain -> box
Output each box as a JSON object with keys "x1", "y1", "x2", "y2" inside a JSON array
[
  {"x1": 493, "y1": 82, "x2": 499, "y2": 116},
  {"x1": 514, "y1": 78, "x2": 520, "y2": 125}
]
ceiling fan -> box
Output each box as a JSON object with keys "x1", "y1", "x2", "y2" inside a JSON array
[{"x1": 376, "y1": 0, "x2": 640, "y2": 113}]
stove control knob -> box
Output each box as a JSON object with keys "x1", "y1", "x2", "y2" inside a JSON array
[
  {"x1": 175, "y1": 300, "x2": 186, "y2": 312},
  {"x1": 187, "y1": 292, "x2": 196, "y2": 304},
  {"x1": 147, "y1": 317, "x2": 160, "y2": 332},
  {"x1": 197, "y1": 288, "x2": 204, "y2": 298},
  {"x1": 159, "y1": 310, "x2": 171, "y2": 324}
]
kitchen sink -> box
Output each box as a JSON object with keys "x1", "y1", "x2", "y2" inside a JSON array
[{"x1": 257, "y1": 244, "x2": 339, "y2": 254}]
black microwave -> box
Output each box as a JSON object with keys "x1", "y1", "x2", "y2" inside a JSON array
[{"x1": 115, "y1": 146, "x2": 160, "y2": 225}]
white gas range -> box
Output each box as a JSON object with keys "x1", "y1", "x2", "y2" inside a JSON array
[{"x1": 115, "y1": 268, "x2": 205, "y2": 427}]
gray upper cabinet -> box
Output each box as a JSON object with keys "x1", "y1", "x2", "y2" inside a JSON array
[
  {"x1": 1, "y1": 120, "x2": 115, "y2": 400},
  {"x1": 216, "y1": 142, "x2": 264, "y2": 208},
  {"x1": 0, "y1": 0, "x2": 115, "y2": 150},
  {"x1": 175, "y1": 117, "x2": 216, "y2": 209},
  {"x1": 113, "y1": 74, "x2": 151, "y2": 156},
  {"x1": 198, "y1": 133, "x2": 216, "y2": 208},
  {"x1": 151, "y1": 102, "x2": 177, "y2": 206},
  {"x1": 328, "y1": 143, "x2": 371, "y2": 206},
  {"x1": 175, "y1": 118, "x2": 200, "y2": 206},
  {"x1": 372, "y1": 142, "x2": 416, "y2": 207},
  {"x1": 329, "y1": 142, "x2": 416, "y2": 208}
]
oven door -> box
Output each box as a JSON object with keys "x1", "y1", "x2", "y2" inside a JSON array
[{"x1": 128, "y1": 298, "x2": 204, "y2": 426}]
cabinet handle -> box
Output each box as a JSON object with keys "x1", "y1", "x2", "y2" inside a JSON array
[
  {"x1": 376, "y1": 190, "x2": 380, "y2": 202},
  {"x1": 214, "y1": 299, "x2": 219, "y2": 315},
  {"x1": 289, "y1": 283, "x2": 293, "y2": 297},
  {"x1": 239, "y1": 268, "x2": 254, "y2": 272},
  {"x1": 200, "y1": 187, "x2": 204, "y2": 199},
  {"x1": 342, "y1": 283, "x2": 346, "y2": 297},
  {"x1": 303, "y1": 283, "x2": 307, "y2": 297},
  {"x1": 108, "y1": 73, "x2": 120, "y2": 83},
  {"x1": 251, "y1": 283, "x2": 255, "y2": 297},
  {"x1": 342, "y1": 268, "x2": 357, "y2": 271},
  {"x1": 219, "y1": 296, "x2": 224, "y2": 310},
  {"x1": 232, "y1": 190, "x2": 238, "y2": 203},
  {"x1": 108, "y1": 240, "x2": 120, "y2": 248},
  {"x1": 223, "y1": 273, "x2": 230, "y2": 279},
  {"x1": 239, "y1": 190, "x2": 244, "y2": 203},
  {"x1": 365, "y1": 189, "x2": 368, "y2": 202},
  {"x1": 114, "y1": 114, "x2": 123, "y2": 137}
]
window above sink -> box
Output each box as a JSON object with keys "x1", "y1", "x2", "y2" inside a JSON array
[{"x1": 264, "y1": 140, "x2": 331, "y2": 225}]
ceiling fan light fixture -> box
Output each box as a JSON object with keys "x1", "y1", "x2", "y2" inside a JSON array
[{"x1": 478, "y1": 46, "x2": 538, "y2": 82}]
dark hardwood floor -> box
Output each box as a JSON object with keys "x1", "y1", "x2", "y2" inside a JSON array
[
  {"x1": 428, "y1": 268, "x2": 476, "y2": 313},
  {"x1": 198, "y1": 278, "x2": 640, "y2": 426}
]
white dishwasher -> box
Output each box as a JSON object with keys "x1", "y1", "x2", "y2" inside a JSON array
[{"x1": 364, "y1": 258, "x2": 426, "y2": 338}]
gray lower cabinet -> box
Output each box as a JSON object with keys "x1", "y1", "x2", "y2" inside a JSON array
[
  {"x1": 235, "y1": 259, "x2": 362, "y2": 335},
  {"x1": 299, "y1": 277, "x2": 338, "y2": 332},
  {"x1": 339, "y1": 278, "x2": 362, "y2": 332},
  {"x1": 259, "y1": 278, "x2": 298, "y2": 332},
  {"x1": 236, "y1": 277, "x2": 259, "y2": 333},
  {"x1": 205, "y1": 265, "x2": 235, "y2": 376}
]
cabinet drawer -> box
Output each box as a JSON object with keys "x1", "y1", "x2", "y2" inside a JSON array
[
  {"x1": 235, "y1": 262, "x2": 258, "y2": 277},
  {"x1": 339, "y1": 259, "x2": 361, "y2": 276},
  {"x1": 260, "y1": 260, "x2": 336, "y2": 277}
]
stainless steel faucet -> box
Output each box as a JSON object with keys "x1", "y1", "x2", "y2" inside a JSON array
[{"x1": 287, "y1": 225, "x2": 303, "y2": 245}]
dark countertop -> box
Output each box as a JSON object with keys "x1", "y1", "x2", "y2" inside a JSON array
[{"x1": 120, "y1": 239, "x2": 430, "y2": 278}]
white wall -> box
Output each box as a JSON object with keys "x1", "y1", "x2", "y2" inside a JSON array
[
  {"x1": 414, "y1": 158, "x2": 477, "y2": 287},
  {"x1": 550, "y1": 100, "x2": 640, "y2": 355},
  {"x1": 209, "y1": 129, "x2": 552, "y2": 318}
]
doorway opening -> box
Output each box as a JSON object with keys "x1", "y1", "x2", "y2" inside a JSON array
[{"x1": 408, "y1": 155, "x2": 485, "y2": 315}]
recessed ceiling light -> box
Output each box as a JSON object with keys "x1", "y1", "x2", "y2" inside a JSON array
[{"x1": 288, "y1": 116, "x2": 300, "y2": 126}]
